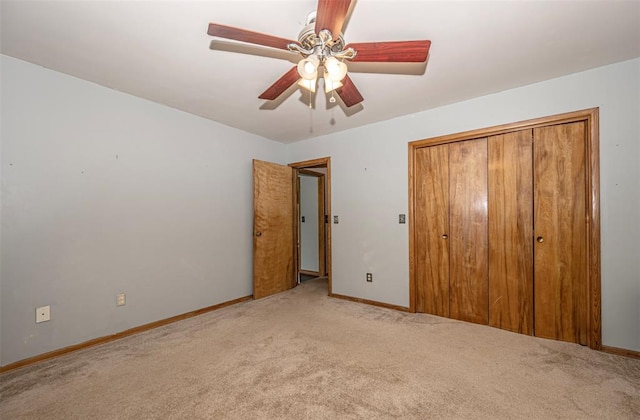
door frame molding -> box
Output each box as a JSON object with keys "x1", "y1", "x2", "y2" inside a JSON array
[
  {"x1": 296, "y1": 169, "x2": 326, "y2": 277},
  {"x1": 408, "y1": 108, "x2": 601, "y2": 349},
  {"x1": 289, "y1": 157, "x2": 332, "y2": 295}
]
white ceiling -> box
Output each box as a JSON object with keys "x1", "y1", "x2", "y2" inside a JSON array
[{"x1": 1, "y1": 1, "x2": 639, "y2": 143}]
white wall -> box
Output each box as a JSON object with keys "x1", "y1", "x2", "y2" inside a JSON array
[
  {"x1": 287, "y1": 58, "x2": 640, "y2": 352},
  {"x1": 299, "y1": 175, "x2": 319, "y2": 272},
  {"x1": 0, "y1": 55, "x2": 285, "y2": 366}
]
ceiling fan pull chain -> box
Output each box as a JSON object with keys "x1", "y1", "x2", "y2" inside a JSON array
[{"x1": 308, "y1": 97, "x2": 314, "y2": 134}]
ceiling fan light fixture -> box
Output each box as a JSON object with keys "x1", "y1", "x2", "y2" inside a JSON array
[
  {"x1": 324, "y1": 56, "x2": 348, "y2": 82},
  {"x1": 298, "y1": 78, "x2": 317, "y2": 93},
  {"x1": 297, "y1": 55, "x2": 319, "y2": 80},
  {"x1": 323, "y1": 73, "x2": 343, "y2": 93}
]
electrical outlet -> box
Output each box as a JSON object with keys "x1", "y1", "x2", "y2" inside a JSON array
[
  {"x1": 116, "y1": 293, "x2": 126, "y2": 306},
  {"x1": 366, "y1": 273, "x2": 373, "y2": 282},
  {"x1": 36, "y1": 306, "x2": 51, "y2": 323}
]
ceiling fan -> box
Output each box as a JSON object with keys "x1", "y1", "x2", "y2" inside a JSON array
[{"x1": 207, "y1": 0, "x2": 431, "y2": 107}]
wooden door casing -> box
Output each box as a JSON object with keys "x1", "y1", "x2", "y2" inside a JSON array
[
  {"x1": 414, "y1": 145, "x2": 450, "y2": 316},
  {"x1": 488, "y1": 130, "x2": 534, "y2": 334},
  {"x1": 533, "y1": 122, "x2": 588, "y2": 344},
  {"x1": 253, "y1": 159, "x2": 296, "y2": 299},
  {"x1": 317, "y1": 175, "x2": 326, "y2": 276},
  {"x1": 296, "y1": 170, "x2": 326, "y2": 277},
  {"x1": 289, "y1": 157, "x2": 333, "y2": 295},
  {"x1": 449, "y1": 138, "x2": 489, "y2": 325}
]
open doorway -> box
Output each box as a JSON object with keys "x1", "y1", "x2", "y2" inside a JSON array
[
  {"x1": 289, "y1": 157, "x2": 331, "y2": 294},
  {"x1": 297, "y1": 170, "x2": 326, "y2": 279}
]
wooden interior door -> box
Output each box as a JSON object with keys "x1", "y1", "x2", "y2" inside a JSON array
[
  {"x1": 449, "y1": 139, "x2": 489, "y2": 324},
  {"x1": 414, "y1": 145, "x2": 450, "y2": 316},
  {"x1": 488, "y1": 130, "x2": 534, "y2": 334},
  {"x1": 253, "y1": 159, "x2": 295, "y2": 299},
  {"x1": 533, "y1": 122, "x2": 587, "y2": 344}
]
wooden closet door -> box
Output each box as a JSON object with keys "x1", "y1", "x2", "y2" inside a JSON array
[
  {"x1": 415, "y1": 145, "x2": 450, "y2": 316},
  {"x1": 533, "y1": 122, "x2": 587, "y2": 344},
  {"x1": 488, "y1": 131, "x2": 534, "y2": 334},
  {"x1": 449, "y1": 139, "x2": 489, "y2": 324}
]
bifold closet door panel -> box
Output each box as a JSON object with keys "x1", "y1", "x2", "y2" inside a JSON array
[
  {"x1": 449, "y1": 138, "x2": 489, "y2": 324},
  {"x1": 488, "y1": 131, "x2": 534, "y2": 334},
  {"x1": 415, "y1": 145, "x2": 450, "y2": 316},
  {"x1": 533, "y1": 122, "x2": 588, "y2": 345}
]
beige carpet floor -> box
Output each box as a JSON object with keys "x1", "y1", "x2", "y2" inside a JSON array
[{"x1": 1, "y1": 278, "x2": 639, "y2": 419}]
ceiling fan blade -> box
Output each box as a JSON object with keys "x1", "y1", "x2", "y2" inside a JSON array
[
  {"x1": 208, "y1": 23, "x2": 299, "y2": 51},
  {"x1": 315, "y1": 0, "x2": 351, "y2": 40},
  {"x1": 259, "y1": 67, "x2": 300, "y2": 100},
  {"x1": 346, "y1": 40, "x2": 431, "y2": 62},
  {"x1": 336, "y1": 75, "x2": 363, "y2": 107}
]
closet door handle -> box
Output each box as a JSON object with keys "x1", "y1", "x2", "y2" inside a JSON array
[
  {"x1": 255, "y1": 231, "x2": 262, "y2": 237},
  {"x1": 441, "y1": 234, "x2": 448, "y2": 239},
  {"x1": 537, "y1": 236, "x2": 544, "y2": 243}
]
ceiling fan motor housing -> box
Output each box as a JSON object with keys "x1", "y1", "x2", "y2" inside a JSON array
[{"x1": 295, "y1": 10, "x2": 345, "y2": 55}]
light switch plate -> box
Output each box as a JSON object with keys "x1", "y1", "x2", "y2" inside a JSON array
[
  {"x1": 334, "y1": 215, "x2": 339, "y2": 224},
  {"x1": 399, "y1": 214, "x2": 406, "y2": 224}
]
